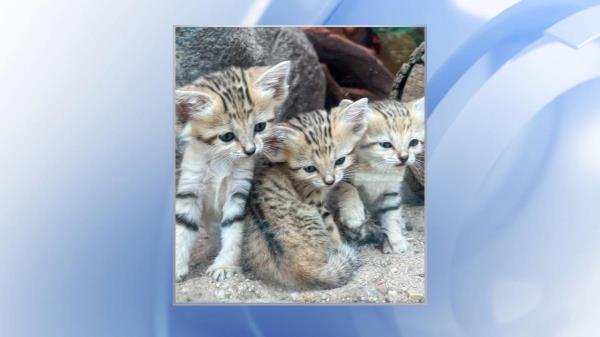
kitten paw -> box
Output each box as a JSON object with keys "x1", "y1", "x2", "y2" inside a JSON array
[
  {"x1": 382, "y1": 237, "x2": 409, "y2": 254},
  {"x1": 206, "y1": 263, "x2": 241, "y2": 282},
  {"x1": 339, "y1": 204, "x2": 366, "y2": 229},
  {"x1": 175, "y1": 264, "x2": 189, "y2": 283}
]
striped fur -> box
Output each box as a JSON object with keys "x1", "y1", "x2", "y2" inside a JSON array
[
  {"x1": 242, "y1": 99, "x2": 370, "y2": 290},
  {"x1": 175, "y1": 61, "x2": 291, "y2": 282},
  {"x1": 333, "y1": 98, "x2": 425, "y2": 253}
]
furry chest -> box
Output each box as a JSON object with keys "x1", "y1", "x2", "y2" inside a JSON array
[{"x1": 353, "y1": 171, "x2": 404, "y2": 207}]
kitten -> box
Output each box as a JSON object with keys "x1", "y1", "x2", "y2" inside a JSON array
[
  {"x1": 175, "y1": 61, "x2": 291, "y2": 282},
  {"x1": 334, "y1": 98, "x2": 425, "y2": 253},
  {"x1": 241, "y1": 99, "x2": 371, "y2": 289}
]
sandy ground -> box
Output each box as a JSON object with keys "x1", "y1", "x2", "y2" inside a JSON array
[{"x1": 176, "y1": 189, "x2": 425, "y2": 304}]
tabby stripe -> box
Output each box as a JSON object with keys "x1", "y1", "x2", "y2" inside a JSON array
[
  {"x1": 176, "y1": 214, "x2": 199, "y2": 231},
  {"x1": 241, "y1": 71, "x2": 253, "y2": 105},
  {"x1": 289, "y1": 123, "x2": 311, "y2": 144},
  {"x1": 221, "y1": 213, "x2": 245, "y2": 227},
  {"x1": 256, "y1": 219, "x2": 284, "y2": 258},
  {"x1": 270, "y1": 179, "x2": 287, "y2": 192},
  {"x1": 176, "y1": 192, "x2": 198, "y2": 199},
  {"x1": 206, "y1": 83, "x2": 229, "y2": 112},
  {"x1": 231, "y1": 191, "x2": 249, "y2": 201},
  {"x1": 308, "y1": 130, "x2": 318, "y2": 144},
  {"x1": 322, "y1": 212, "x2": 331, "y2": 218},
  {"x1": 196, "y1": 135, "x2": 218, "y2": 145},
  {"x1": 373, "y1": 203, "x2": 401, "y2": 215},
  {"x1": 360, "y1": 142, "x2": 379, "y2": 148}
]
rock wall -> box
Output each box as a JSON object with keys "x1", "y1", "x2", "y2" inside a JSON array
[{"x1": 176, "y1": 27, "x2": 326, "y2": 120}]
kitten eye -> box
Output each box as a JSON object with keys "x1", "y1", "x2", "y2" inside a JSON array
[
  {"x1": 219, "y1": 132, "x2": 235, "y2": 142},
  {"x1": 409, "y1": 139, "x2": 420, "y2": 147},
  {"x1": 303, "y1": 166, "x2": 317, "y2": 173},
  {"x1": 335, "y1": 157, "x2": 346, "y2": 166},
  {"x1": 254, "y1": 122, "x2": 267, "y2": 133},
  {"x1": 379, "y1": 142, "x2": 393, "y2": 149}
]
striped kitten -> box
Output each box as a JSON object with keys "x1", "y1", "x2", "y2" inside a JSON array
[
  {"x1": 175, "y1": 61, "x2": 291, "y2": 282},
  {"x1": 336, "y1": 98, "x2": 425, "y2": 253},
  {"x1": 242, "y1": 99, "x2": 371, "y2": 289}
]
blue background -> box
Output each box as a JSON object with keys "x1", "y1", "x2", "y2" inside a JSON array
[{"x1": 1, "y1": 0, "x2": 600, "y2": 336}]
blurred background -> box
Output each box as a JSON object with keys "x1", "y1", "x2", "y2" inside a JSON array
[
  {"x1": 302, "y1": 27, "x2": 424, "y2": 108},
  {"x1": 2, "y1": 1, "x2": 600, "y2": 337}
]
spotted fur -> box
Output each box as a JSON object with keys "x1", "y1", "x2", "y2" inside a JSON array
[
  {"x1": 242, "y1": 99, "x2": 371, "y2": 289},
  {"x1": 175, "y1": 61, "x2": 291, "y2": 282}
]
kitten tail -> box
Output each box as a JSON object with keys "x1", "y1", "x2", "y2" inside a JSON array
[{"x1": 316, "y1": 244, "x2": 360, "y2": 289}]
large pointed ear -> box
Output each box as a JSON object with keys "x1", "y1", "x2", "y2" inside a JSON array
[
  {"x1": 254, "y1": 61, "x2": 291, "y2": 102},
  {"x1": 337, "y1": 99, "x2": 354, "y2": 109},
  {"x1": 410, "y1": 97, "x2": 425, "y2": 124},
  {"x1": 332, "y1": 97, "x2": 371, "y2": 142},
  {"x1": 175, "y1": 90, "x2": 213, "y2": 120},
  {"x1": 262, "y1": 124, "x2": 300, "y2": 162}
]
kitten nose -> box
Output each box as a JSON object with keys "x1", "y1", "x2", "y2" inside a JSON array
[
  {"x1": 323, "y1": 175, "x2": 335, "y2": 185},
  {"x1": 243, "y1": 145, "x2": 256, "y2": 156},
  {"x1": 398, "y1": 155, "x2": 409, "y2": 164}
]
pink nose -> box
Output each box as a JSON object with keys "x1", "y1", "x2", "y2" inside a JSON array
[
  {"x1": 243, "y1": 145, "x2": 256, "y2": 156},
  {"x1": 324, "y1": 175, "x2": 335, "y2": 185}
]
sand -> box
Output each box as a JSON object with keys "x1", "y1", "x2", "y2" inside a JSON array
[{"x1": 175, "y1": 201, "x2": 425, "y2": 304}]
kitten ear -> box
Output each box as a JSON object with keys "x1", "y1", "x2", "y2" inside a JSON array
[
  {"x1": 333, "y1": 97, "x2": 371, "y2": 140},
  {"x1": 338, "y1": 99, "x2": 354, "y2": 109},
  {"x1": 176, "y1": 90, "x2": 213, "y2": 120},
  {"x1": 263, "y1": 124, "x2": 299, "y2": 162},
  {"x1": 410, "y1": 97, "x2": 425, "y2": 124},
  {"x1": 254, "y1": 61, "x2": 291, "y2": 102}
]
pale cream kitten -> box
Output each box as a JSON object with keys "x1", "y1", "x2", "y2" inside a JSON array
[{"x1": 334, "y1": 98, "x2": 425, "y2": 253}]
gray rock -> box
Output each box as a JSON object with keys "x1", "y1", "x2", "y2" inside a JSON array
[
  {"x1": 389, "y1": 42, "x2": 425, "y2": 102},
  {"x1": 176, "y1": 27, "x2": 326, "y2": 120}
]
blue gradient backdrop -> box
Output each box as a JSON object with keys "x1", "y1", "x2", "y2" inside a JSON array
[{"x1": 1, "y1": 0, "x2": 599, "y2": 336}]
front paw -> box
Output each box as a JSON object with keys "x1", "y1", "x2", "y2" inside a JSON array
[
  {"x1": 339, "y1": 204, "x2": 366, "y2": 230},
  {"x1": 206, "y1": 263, "x2": 241, "y2": 282},
  {"x1": 382, "y1": 237, "x2": 409, "y2": 254},
  {"x1": 176, "y1": 263, "x2": 189, "y2": 283}
]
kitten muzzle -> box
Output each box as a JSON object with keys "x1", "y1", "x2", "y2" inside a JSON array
[
  {"x1": 243, "y1": 144, "x2": 256, "y2": 156},
  {"x1": 323, "y1": 175, "x2": 335, "y2": 185},
  {"x1": 398, "y1": 155, "x2": 409, "y2": 165}
]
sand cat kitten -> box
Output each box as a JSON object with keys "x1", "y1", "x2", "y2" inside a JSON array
[
  {"x1": 242, "y1": 99, "x2": 371, "y2": 289},
  {"x1": 335, "y1": 98, "x2": 424, "y2": 253},
  {"x1": 175, "y1": 61, "x2": 291, "y2": 282}
]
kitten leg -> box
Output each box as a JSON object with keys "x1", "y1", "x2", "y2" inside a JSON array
[
  {"x1": 175, "y1": 145, "x2": 205, "y2": 282},
  {"x1": 322, "y1": 208, "x2": 343, "y2": 247},
  {"x1": 333, "y1": 182, "x2": 366, "y2": 230},
  {"x1": 374, "y1": 192, "x2": 409, "y2": 253},
  {"x1": 175, "y1": 221, "x2": 198, "y2": 282},
  {"x1": 175, "y1": 190, "x2": 203, "y2": 282},
  {"x1": 206, "y1": 164, "x2": 252, "y2": 281}
]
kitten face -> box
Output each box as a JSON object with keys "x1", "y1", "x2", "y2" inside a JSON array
[
  {"x1": 265, "y1": 98, "x2": 371, "y2": 189},
  {"x1": 175, "y1": 61, "x2": 291, "y2": 160},
  {"x1": 358, "y1": 99, "x2": 424, "y2": 170}
]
